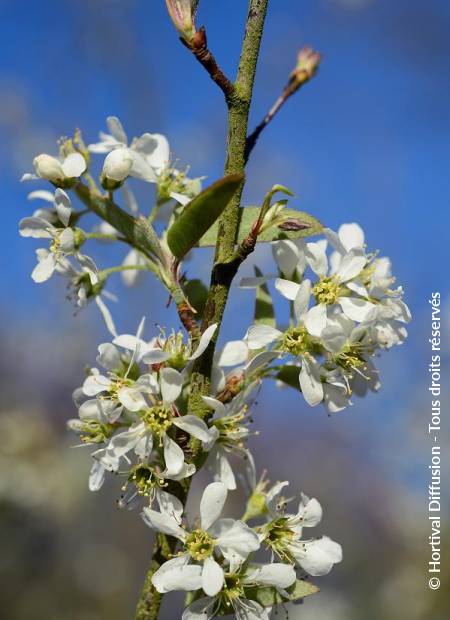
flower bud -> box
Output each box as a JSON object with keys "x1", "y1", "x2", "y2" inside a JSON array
[
  {"x1": 101, "y1": 148, "x2": 133, "y2": 189},
  {"x1": 165, "y1": 0, "x2": 196, "y2": 42},
  {"x1": 33, "y1": 154, "x2": 65, "y2": 184},
  {"x1": 278, "y1": 218, "x2": 311, "y2": 231},
  {"x1": 288, "y1": 46, "x2": 321, "y2": 90}
]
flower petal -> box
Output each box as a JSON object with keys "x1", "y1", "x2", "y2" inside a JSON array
[
  {"x1": 61, "y1": 152, "x2": 86, "y2": 177},
  {"x1": 245, "y1": 563, "x2": 296, "y2": 588},
  {"x1": 152, "y1": 556, "x2": 202, "y2": 593},
  {"x1": 214, "y1": 519, "x2": 260, "y2": 562},
  {"x1": 189, "y1": 324, "x2": 217, "y2": 360},
  {"x1": 335, "y1": 250, "x2": 366, "y2": 283},
  {"x1": 96, "y1": 342, "x2": 121, "y2": 371},
  {"x1": 173, "y1": 415, "x2": 217, "y2": 446},
  {"x1": 246, "y1": 325, "x2": 282, "y2": 350},
  {"x1": 156, "y1": 489, "x2": 184, "y2": 521},
  {"x1": 339, "y1": 297, "x2": 376, "y2": 322},
  {"x1": 202, "y1": 557, "x2": 224, "y2": 597},
  {"x1": 297, "y1": 492, "x2": 323, "y2": 527},
  {"x1": 106, "y1": 116, "x2": 128, "y2": 144},
  {"x1": 160, "y1": 367, "x2": 183, "y2": 403},
  {"x1": 117, "y1": 386, "x2": 147, "y2": 412},
  {"x1": 274, "y1": 277, "x2": 300, "y2": 301},
  {"x1": 200, "y1": 482, "x2": 227, "y2": 531},
  {"x1": 305, "y1": 241, "x2": 328, "y2": 276},
  {"x1": 31, "y1": 252, "x2": 56, "y2": 282},
  {"x1": 339, "y1": 222, "x2": 365, "y2": 251},
  {"x1": 54, "y1": 188, "x2": 72, "y2": 226},
  {"x1": 299, "y1": 357, "x2": 323, "y2": 406},
  {"x1": 293, "y1": 279, "x2": 311, "y2": 322},
  {"x1": 304, "y1": 304, "x2": 327, "y2": 337},
  {"x1": 163, "y1": 434, "x2": 185, "y2": 476},
  {"x1": 294, "y1": 536, "x2": 342, "y2": 576},
  {"x1": 182, "y1": 597, "x2": 216, "y2": 620},
  {"x1": 141, "y1": 508, "x2": 186, "y2": 540},
  {"x1": 88, "y1": 460, "x2": 106, "y2": 492},
  {"x1": 215, "y1": 340, "x2": 248, "y2": 366}
]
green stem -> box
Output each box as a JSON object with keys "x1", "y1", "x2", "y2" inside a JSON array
[
  {"x1": 99, "y1": 264, "x2": 153, "y2": 277},
  {"x1": 134, "y1": 3, "x2": 269, "y2": 619},
  {"x1": 189, "y1": 0, "x2": 270, "y2": 420}
]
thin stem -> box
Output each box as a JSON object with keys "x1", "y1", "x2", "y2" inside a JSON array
[
  {"x1": 84, "y1": 232, "x2": 124, "y2": 242},
  {"x1": 245, "y1": 46, "x2": 321, "y2": 162},
  {"x1": 99, "y1": 264, "x2": 152, "y2": 278},
  {"x1": 187, "y1": 27, "x2": 235, "y2": 104}
]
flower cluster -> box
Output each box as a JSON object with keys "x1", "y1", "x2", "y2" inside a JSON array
[
  {"x1": 242, "y1": 223, "x2": 411, "y2": 412},
  {"x1": 143, "y1": 480, "x2": 341, "y2": 619},
  {"x1": 19, "y1": 114, "x2": 409, "y2": 618}
]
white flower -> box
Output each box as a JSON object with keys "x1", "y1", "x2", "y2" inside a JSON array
[
  {"x1": 146, "y1": 482, "x2": 260, "y2": 596},
  {"x1": 182, "y1": 562, "x2": 296, "y2": 620},
  {"x1": 88, "y1": 116, "x2": 201, "y2": 204},
  {"x1": 102, "y1": 147, "x2": 133, "y2": 182},
  {"x1": 276, "y1": 246, "x2": 376, "y2": 337},
  {"x1": 114, "y1": 322, "x2": 218, "y2": 369},
  {"x1": 260, "y1": 485, "x2": 342, "y2": 577},
  {"x1": 201, "y1": 382, "x2": 258, "y2": 490},
  {"x1": 22, "y1": 152, "x2": 86, "y2": 186},
  {"x1": 19, "y1": 189, "x2": 98, "y2": 285}
]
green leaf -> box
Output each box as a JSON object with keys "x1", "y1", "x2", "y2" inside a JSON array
[
  {"x1": 167, "y1": 174, "x2": 244, "y2": 259},
  {"x1": 254, "y1": 266, "x2": 275, "y2": 327},
  {"x1": 246, "y1": 579, "x2": 319, "y2": 608},
  {"x1": 183, "y1": 279, "x2": 208, "y2": 316},
  {"x1": 275, "y1": 365, "x2": 301, "y2": 391},
  {"x1": 199, "y1": 207, "x2": 322, "y2": 247},
  {"x1": 75, "y1": 185, "x2": 163, "y2": 261}
]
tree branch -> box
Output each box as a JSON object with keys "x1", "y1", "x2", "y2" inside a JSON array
[{"x1": 185, "y1": 27, "x2": 235, "y2": 104}]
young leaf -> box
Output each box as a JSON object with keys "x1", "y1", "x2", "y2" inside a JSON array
[
  {"x1": 199, "y1": 206, "x2": 322, "y2": 247},
  {"x1": 167, "y1": 173, "x2": 244, "y2": 259},
  {"x1": 275, "y1": 365, "x2": 302, "y2": 391},
  {"x1": 244, "y1": 579, "x2": 319, "y2": 608},
  {"x1": 184, "y1": 279, "x2": 208, "y2": 316},
  {"x1": 253, "y1": 266, "x2": 275, "y2": 327}
]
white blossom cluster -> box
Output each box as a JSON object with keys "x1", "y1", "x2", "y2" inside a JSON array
[
  {"x1": 242, "y1": 223, "x2": 411, "y2": 413},
  {"x1": 18, "y1": 116, "x2": 411, "y2": 618}
]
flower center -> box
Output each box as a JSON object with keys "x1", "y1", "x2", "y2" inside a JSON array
[
  {"x1": 262, "y1": 517, "x2": 296, "y2": 563},
  {"x1": 79, "y1": 421, "x2": 114, "y2": 444},
  {"x1": 162, "y1": 331, "x2": 190, "y2": 370},
  {"x1": 313, "y1": 277, "x2": 340, "y2": 305},
  {"x1": 334, "y1": 343, "x2": 368, "y2": 374},
  {"x1": 108, "y1": 377, "x2": 133, "y2": 399},
  {"x1": 282, "y1": 326, "x2": 309, "y2": 355},
  {"x1": 128, "y1": 465, "x2": 164, "y2": 497},
  {"x1": 185, "y1": 529, "x2": 215, "y2": 561},
  {"x1": 142, "y1": 405, "x2": 173, "y2": 435},
  {"x1": 221, "y1": 573, "x2": 245, "y2": 605}
]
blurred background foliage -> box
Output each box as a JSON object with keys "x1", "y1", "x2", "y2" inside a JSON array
[{"x1": 1, "y1": 0, "x2": 449, "y2": 618}]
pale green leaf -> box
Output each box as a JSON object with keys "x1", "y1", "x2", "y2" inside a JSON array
[
  {"x1": 184, "y1": 279, "x2": 208, "y2": 316},
  {"x1": 199, "y1": 207, "x2": 322, "y2": 247},
  {"x1": 254, "y1": 266, "x2": 275, "y2": 327},
  {"x1": 167, "y1": 174, "x2": 244, "y2": 259},
  {"x1": 245, "y1": 579, "x2": 319, "y2": 608},
  {"x1": 275, "y1": 365, "x2": 301, "y2": 391}
]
